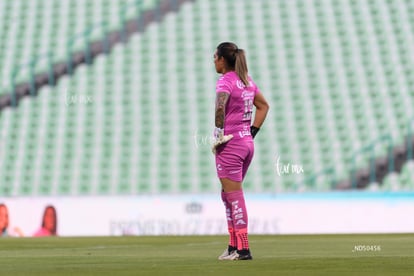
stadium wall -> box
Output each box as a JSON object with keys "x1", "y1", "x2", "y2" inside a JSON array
[{"x1": 2, "y1": 192, "x2": 413, "y2": 237}]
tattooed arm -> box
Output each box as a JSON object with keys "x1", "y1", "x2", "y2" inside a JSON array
[
  {"x1": 212, "y1": 92, "x2": 232, "y2": 154},
  {"x1": 215, "y1": 92, "x2": 229, "y2": 128}
]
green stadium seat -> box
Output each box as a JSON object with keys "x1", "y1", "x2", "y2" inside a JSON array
[
  {"x1": 0, "y1": 0, "x2": 162, "y2": 97},
  {"x1": 0, "y1": 0, "x2": 414, "y2": 195},
  {"x1": 381, "y1": 173, "x2": 401, "y2": 191},
  {"x1": 399, "y1": 162, "x2": 414, "y2": 190}
]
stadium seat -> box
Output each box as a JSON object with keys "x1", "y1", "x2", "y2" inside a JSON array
[
  {"x1": 0, "y1": 0, "x2": 161, "y2": 97},
  {"x1": 0, "y1": 0, "x2": 413, "y2": 195},
  {"x1": 399, "y1": 161, "x2": 414, "y2": 190},
  {"x1": 381, "y1": 173, "x2": 401, "y2": 191}
]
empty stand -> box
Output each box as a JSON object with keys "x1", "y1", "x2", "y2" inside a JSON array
[{"x1": 0, "y1": 0, "x2": 413, "y2": 196}]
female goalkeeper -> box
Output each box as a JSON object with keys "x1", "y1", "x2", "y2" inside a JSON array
[{"x1": 212, "y1": 42, "x2": 269, "y2": 260}]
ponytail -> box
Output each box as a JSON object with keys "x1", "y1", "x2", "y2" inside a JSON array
[
  {"x1": 216, "y1": 42, "x2": 250, "y2": 86},
  {"x1": 235, "y1": 49, "x2": 249, "y2": 86}
]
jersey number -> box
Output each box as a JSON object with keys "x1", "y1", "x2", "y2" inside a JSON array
[{"x1": 242, "y1": 98, "x2": 253, "y2": 121}]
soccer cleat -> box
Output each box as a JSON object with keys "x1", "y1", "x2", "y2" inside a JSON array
[
  {"x1": 218, "y1": 246, "x2": 237, "y2": 260},
  {"x1": 237, "y1": 251, "x2": 253, "y2": 260},
  {"x1": 227, "y1": 249, "x2": 253, "y2": 260}
]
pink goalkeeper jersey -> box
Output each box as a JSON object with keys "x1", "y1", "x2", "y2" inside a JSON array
[{"x1": 216, "y1": 71, "x2": 259, "y2": 138}]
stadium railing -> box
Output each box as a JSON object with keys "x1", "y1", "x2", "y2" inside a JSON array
[
  {"x1": 10, "y1": 52, "x2": 56, "y2": 106},
  {"x1": 66, "y1": 21, "x2": 110, "y2": 75},
  {"x1": 407, "y1": 117, "x2": 414, "y2": 161}
]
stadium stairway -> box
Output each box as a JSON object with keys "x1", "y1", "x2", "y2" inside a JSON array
[
  {"x1": 336, "y1": 134, "x2": 414, "y2": 189},
  {"x1": 0, "y1": 0, "x2": 193, "y2": 111}
]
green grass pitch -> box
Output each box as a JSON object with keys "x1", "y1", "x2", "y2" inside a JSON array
[{"x1": 0, "y1": 234, "x2": 413, "y2": 275}]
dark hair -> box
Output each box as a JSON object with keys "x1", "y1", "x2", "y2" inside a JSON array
[
  {"x1": 216, "y1": 42, "x2": 249, "y2": 86},
  {"x1": 42, "y1": 205, "x2": 57, "y2": 235}
]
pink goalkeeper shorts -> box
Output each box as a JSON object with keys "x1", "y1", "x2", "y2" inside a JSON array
[{"x1": 215, "y1": 137, "x2": 254, "y2": 182}]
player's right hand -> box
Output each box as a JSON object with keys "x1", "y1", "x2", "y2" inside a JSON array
[{"x1": 212, "y1": 128, "x2": 233, "y2": 154}]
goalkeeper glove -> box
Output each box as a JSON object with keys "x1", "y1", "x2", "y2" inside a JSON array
[{"x1": 212, "y1": 127, "x2": 233, "y2": 154}]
